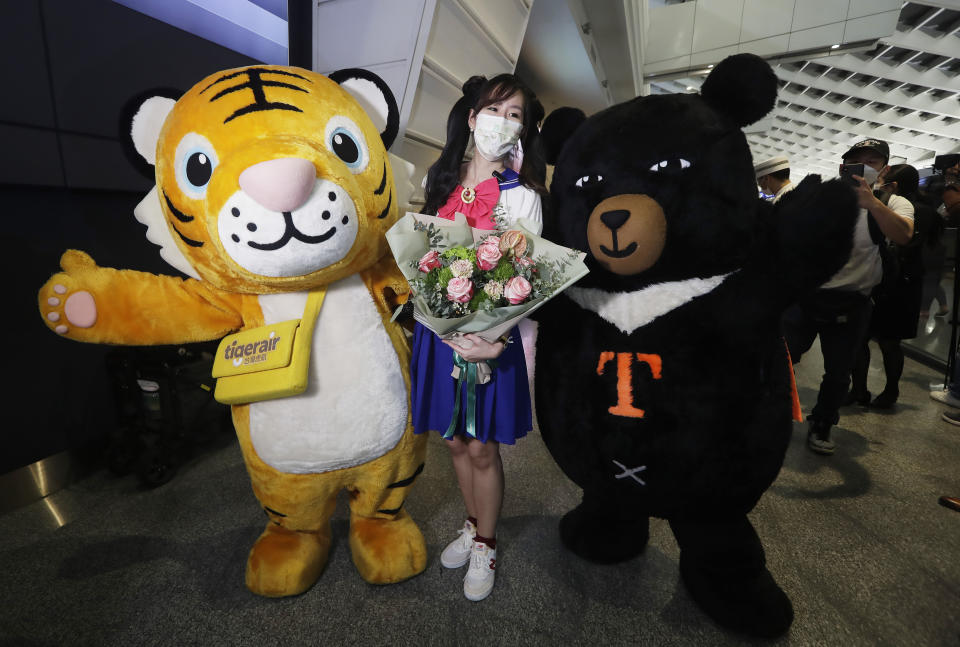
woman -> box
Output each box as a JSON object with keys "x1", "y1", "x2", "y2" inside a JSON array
[
  {"x1": 849, "y1": 164, "x2": 927, "y2": 408},
  {"x1": 411, "y1": 74, "x2": 545, "y2": 601}
]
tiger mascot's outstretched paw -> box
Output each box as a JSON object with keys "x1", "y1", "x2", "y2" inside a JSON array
[
  {"x1": 245, "y1": 523, "x2": 331, "y2": 597},
  {"x1": 38, "y1": 251, "x2": 100, "y2": 339},
  {"x1": 349, "y1": 509, "x2": 427, "y2": 584}
]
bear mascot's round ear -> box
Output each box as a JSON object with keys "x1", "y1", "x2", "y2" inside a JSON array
[
  {"x1": 328, "y1": 67, "x2": 400, "y2": 150},
  {"x1": 540, "y1": 106, "x2": 587, "y2": 165},
  {"x1": 700, "y1": 53, "x2": 777, "y2": 127},
  {"x1": 119, "y1": 88, "x2": 181, "y2": 179}
]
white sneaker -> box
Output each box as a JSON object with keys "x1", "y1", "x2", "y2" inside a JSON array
[
  {"x1": 463, "y1": 541, "x2": 496, "y2": 602},
  {"x1": 930, "y1": 389, "x2": 960, "y2": 409},
  {"x1": 440, "y1": 520, "x2": 476, "y2": 569}
]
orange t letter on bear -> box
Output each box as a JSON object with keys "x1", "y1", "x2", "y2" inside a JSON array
[{"x1": 596, "y1": 352, "x2": 663, "y2": 418}]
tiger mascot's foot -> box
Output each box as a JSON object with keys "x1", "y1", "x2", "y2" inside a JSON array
[
  {"x1": 349, "y1": 509, "x2": 427, "y2": 584},
  {"x1": 245, "y1": 523, "x2": 331, "y2": 597}
]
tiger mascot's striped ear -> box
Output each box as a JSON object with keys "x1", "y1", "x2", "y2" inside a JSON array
[
  {"x1": 328, "y1": 68, "x2": 400, "y2": 150},
  {"x1": 118, "y1": 87, "x2": 201, "y2": 280},
  {"x1": 119, "y1": 87, "x2": 181, "y2": 179}
]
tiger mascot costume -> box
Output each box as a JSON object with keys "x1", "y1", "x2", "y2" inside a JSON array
[{"x1": 37, "y1": 65, "x2": 427, "y2": 597}]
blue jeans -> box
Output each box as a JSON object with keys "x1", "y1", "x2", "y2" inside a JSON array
[{"x1": 782, "y1": 290, "x2": 873, "y2": 426}]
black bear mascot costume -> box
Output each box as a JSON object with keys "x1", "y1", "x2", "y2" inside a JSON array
[{"x1": 534, "y1": 54, "x2": 858, "y2": 638}]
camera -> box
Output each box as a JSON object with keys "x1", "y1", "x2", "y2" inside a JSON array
[{"x1": 839, "y1": 163, "x2": 864, "y2": 187}]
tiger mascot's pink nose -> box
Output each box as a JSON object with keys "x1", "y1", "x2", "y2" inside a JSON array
[{"x1": 239, "y1": 158, "x2": 317, "y2": 213}]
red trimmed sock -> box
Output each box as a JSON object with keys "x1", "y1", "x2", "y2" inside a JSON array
[
  {"x1": 467, "y1": 516, "x2": 478, "y2": 528},
  {"x1": 474, "y1": 534, "x2": 496, "y2": 549}
]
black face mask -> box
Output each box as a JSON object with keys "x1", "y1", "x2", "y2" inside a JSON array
[{"x1": 873, "y1": 183, "x2": 893, "y2": 202}]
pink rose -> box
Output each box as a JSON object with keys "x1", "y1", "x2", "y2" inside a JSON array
[
  {"x1": 446, "y1": 277, "x2": 474, "y2": 303},
  {"x1": 498, "y1": 230, "x2": 527, "y2": 257},
  {"x1": 503, "y1": 276, "x2": 532, "y2": 304},
  {"x1": 482, "y1": 235, "x2": 500, "y2": 246},
  {"x1": 476, "y1": 241, "x2": 502, "y2": 271},
  {"x1": 515, "y1": 255, "x2": 535, "y2": 269},
  {"x1": 418, "y1": 250, "x2": 441, "y2": 273}
]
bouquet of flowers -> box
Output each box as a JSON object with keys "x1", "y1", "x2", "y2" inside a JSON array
[{"x1": 386, "y1": 206, "x2": 589, "y2": 343}]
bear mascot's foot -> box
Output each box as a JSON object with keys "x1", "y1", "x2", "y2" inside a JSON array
[
  {"x1": 349, "y1": 509, "x2": 427, "y2": 584},
  {"x1": 670, "y1": 516, "x2": 793, "y2": 638},
  {"x1": 245, "y1": 523, "x2": 331, "y2": 597},
  {"x1": 560, "y1": 491, "x2": 650, "y2": 564}
]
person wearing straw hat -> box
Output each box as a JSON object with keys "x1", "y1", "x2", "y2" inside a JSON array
[{"x1": 754, "y1": 156, "x2": 793, "y2": 203}]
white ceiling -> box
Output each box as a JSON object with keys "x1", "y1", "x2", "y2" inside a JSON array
[
  {"x1": 515, "y1": 0, "x2": 611, "y2": 116},
  {"x1": 517, "y1": 0, "x2": 960, "y2": 180}
]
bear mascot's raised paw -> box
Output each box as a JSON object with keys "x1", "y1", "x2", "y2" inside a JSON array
[
  {"x1": 534, "y1": 54, "x2": 858, "y2": 638},
  {"x1": 37, "y1": 65, "x2": 427, "y2": 597}
]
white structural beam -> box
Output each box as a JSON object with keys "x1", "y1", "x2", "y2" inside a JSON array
[
  {"x1": 747, "y1": 145, "x2": 835, "y2": 174},
  {"x1": 881, "y1": 20, "x2": 960, "y2": 61},
  {"x1": 648, "y1": 81, "x2": 955, "y2": 159},
  {"x1": 907, "y1": 0, "x2": 960, "y2": 10},
  {"x1": 749, "y1": 128, "x2": 937, "y2": 170},
  {"x1": 748, "y1": 137, "x2": 847, "y2": 171},
  {"x1": 747, "y1": 132, "x2": 850, "y2": 166},
  {"x1": 767, "y1": 121, "x2": 936, "y2": 160},
  {"x1": 774, "y1": 67, "x2": 960, "y2": 121},
  {"x1": 778, "y1": 85, "x2": 960, "y2": 140},
  {"x1": 766, "y1": 107, "x2": 960, "y2": 154},
  {"x1": 817, "y1": 52, "x2": 960, "y2": 94},
  {"x1": 773, "y1": 106, "x2": 952, "y2": 153}
]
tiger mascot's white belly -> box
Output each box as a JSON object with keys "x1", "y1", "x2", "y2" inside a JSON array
[{"x1": 249, "y1": 274, "x2": 408, "y2": 473}]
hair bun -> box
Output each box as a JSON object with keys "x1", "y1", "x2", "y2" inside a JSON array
[{"x1": 462, "y1": 75, "x2": 487, "y2": 102}]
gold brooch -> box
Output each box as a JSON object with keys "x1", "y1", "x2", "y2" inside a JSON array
[{"x1": 460, "y1": 186, "x2": 476, "y2": 204}]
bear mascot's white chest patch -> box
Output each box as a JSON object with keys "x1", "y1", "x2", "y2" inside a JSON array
[
  {"x1": 566, "y1": 272, "x2": 734, "y2": 334},
  {"x1": 249, "y1": 275, "x2": 408, "y2": 473}
]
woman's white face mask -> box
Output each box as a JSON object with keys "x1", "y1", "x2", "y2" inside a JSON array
[{"x1": 473, "y1": 112, "x2": 523, "y2": 161}]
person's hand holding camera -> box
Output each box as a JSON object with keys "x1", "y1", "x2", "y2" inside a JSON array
[{"x1": 852, "y1": 175, "x2": 881, "y2": 209}]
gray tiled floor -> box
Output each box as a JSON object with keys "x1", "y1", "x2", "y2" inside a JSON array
[{"x1": 1, "y1": 339, "x2": 958, "y2": 646}]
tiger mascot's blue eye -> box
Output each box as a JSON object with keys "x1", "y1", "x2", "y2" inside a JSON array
[
  {"x1": 324, "y1": 116, "x2": 369, "y2": 174},
  {"x1": 330, "y1": 129, "x2": 360, "y2": 165},
  {"x1": 174, "y1": 133, "x2": 219, "y2": 199},
  {"x1": 186, "y1": 152, "x2": 213, "y2": 186}
]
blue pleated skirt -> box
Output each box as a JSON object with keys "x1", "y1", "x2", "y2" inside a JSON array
[{"x1": 410, "y1": 322, "x2": 531, "y2": 444}]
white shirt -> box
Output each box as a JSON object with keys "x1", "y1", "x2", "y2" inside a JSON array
[
  {"x1": 821, "y1": 193, "x2": 914, "y2": 294},
  {"x1": 498, "y1": 184, "x2": 543, "y2": 235}
]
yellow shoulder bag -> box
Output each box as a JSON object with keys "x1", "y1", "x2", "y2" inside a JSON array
[{"x1": 211, "y1": 289, "x2": 326, "y2": 405}]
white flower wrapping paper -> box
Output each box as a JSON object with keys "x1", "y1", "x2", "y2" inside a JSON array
[{"x1": 386, "y1": 211, "x2": 589, "y2": 344}]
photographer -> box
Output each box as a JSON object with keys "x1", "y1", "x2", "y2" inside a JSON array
[{"x1": 783, "y1": 139, "x2": 915, "y2": 455}]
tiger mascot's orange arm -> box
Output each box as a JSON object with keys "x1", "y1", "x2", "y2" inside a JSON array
[
  {"x1": 363, "y1": 255, "x2": 412, "y2": 334},
  {"x1": 38, "y1": 249, "x2": 243, "y2": 345}
]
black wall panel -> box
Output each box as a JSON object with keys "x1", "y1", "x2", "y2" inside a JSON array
[{"x1": 1, "y1": 0, "x2": 265, "y2": 474}]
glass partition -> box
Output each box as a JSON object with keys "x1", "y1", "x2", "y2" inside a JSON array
[{"x1": 904, "y1": 226, "x2": 956, "y2": 379}]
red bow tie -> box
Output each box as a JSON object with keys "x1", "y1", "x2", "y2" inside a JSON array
[{"x1": 436, "y1": 176, "x2": 501, "y2": 230}]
